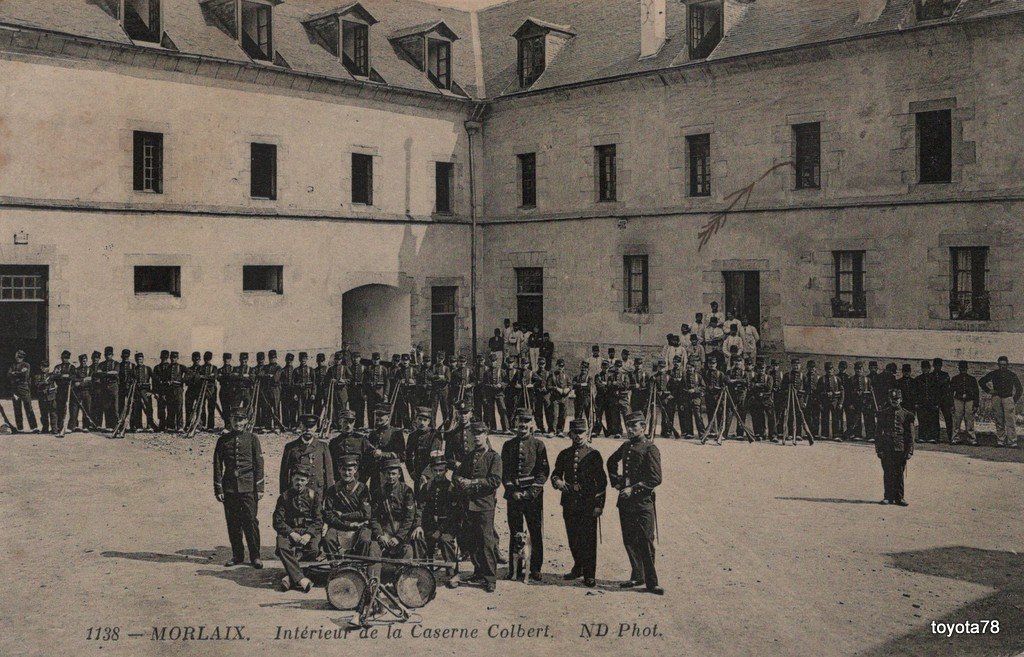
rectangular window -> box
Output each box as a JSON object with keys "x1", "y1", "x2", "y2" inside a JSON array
[
  {"x1": 596, "y1": 144, "x2": 617, "y2": 202},
  {"x1": 623, "y1": 255, "x2": 650, "y2": 313},
  {"x1": 831, "y1": 251, "x2": 866, "y2": 318},
  {"x1": 430, "y1": 286, "x2": 457, "y2": 358},
  {"x1": 686, "y1": 134, "x2": 711, "y2": 197},
  {"x1": 133, "y1": 131, "x2": 163, "y2": 194},
  {"x1": 518, "y1": 35, "x2": 546, "y2": 88},
  {"x1": 515, "y1": 267, "x2": 544, "y2": 333},
  {"x1": 351, "y1": 153, "x2": 373, "y2": 205},
  {"x1": 342, "y1": 20, "x2": 369, "y2": 76},
  {"x1": 435, "y1": 162, "x2": 455, "y2": 214},
  {"x1": 916, "y1": 0, "x2": 958, "y2": 20},
  {"x1": 518, "y1": 153, "x2": 537, "y2": 208},
  {"x1": 794, "y1": 122, "x2": 821, "y2": 190},
  {"x1": 250, "y1": 142, "x2": 277, "y2": 200},
  {"x1": 917, "y1": 109, "x2": 952, "y2": 183},
  {"x1": 427, "y1": 38, "x2": 452, "y2": 90},
  {"x1": 123, "y1": 0, "x2": 161, "y2": 43},
  {"x1": 241, "y1": 1, "x2": 273, "y2": 61},
  {"x1": 688, "y1": 1, "x2": 723, "y2": 60},
  {"x1": 950, "y1": 247, "x2": 989, "y2": 320},
  {"x1": 134, "y1": 266, "x2": 180, "y2": 297},
  {"x1": 0, "y1": 274, "x2": 45, "y2": 301},
  {"x1": 243, "y1": 265, "x2": 283, "y2": 294}
]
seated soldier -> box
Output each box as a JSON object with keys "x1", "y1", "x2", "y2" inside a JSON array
[
  {"x1": 414, "y1": 451, "x2": 462, "y2": 583},
  {"x1": 370, "y1": 458, "x2": 422, "y2": 578},
  {"x1": 323, "y1": 454, "x2": 379, "y2": 559},
  {"x1": 272, "y1": 464, "x2": 322, "y2": 593}
]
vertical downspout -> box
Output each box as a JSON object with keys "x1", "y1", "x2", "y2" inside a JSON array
[{"x1": 465, "y1": 119, "x2": 483, "y2": 365}]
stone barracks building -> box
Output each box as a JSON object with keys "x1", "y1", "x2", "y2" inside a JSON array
[{"x1": 0, "y1": 0, "x2": 1022, "y2": 380}]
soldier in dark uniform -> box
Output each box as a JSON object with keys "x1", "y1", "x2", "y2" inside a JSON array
[
  {"x1": 916, "y1": 360, "x2": 940, "y2": 444},
  {"x1": 366, "y1": 404, "x2": 406, "y2": 495},
  {"x1": 280, "y1": 353, "x2": 297, "y2": 430},
  {"x1": 328, "y1": 410, "x2": 372, "y2": 482},
  {"x1": 932, "y1": 358, "x2": 954, "y2": 443},
  {"x1": 185, "y1": 351, "x2": 203, "y2": 430},
  {"x1": 68, "y1": 353, "x2": 93, "y2": 432},
  {"x1": 52, "y1": 351, "x2": 75, "y2": 433},
  {"x1": 747, "y1": 361, "x2": 775, "y2": 440},
  {"x1": 371, "y1": 458, "x2": 422, "y2": 569},
  {"x1": 703, "y1": 356, "x2": 727, "y2": 439},
  {"x1": 7, "y1": 350, "x2": 36, "y2": 431},
  {"x1": 430, "y1": 354, "x2": 452, "y2": 425},
  {"x1": 129, "y1": 352, "x2": 157, "y2": 432},
  {"x1": 153, "y1": 350, "x2": 170, "y2": 430},
  {"x1": 472, "y1": 354, "x2": 489, "y2": 425},
  {"x1": 406, "y1": 406, "x2": 446, "y2": 492},
  {"x1": 630, "y1": 357, "x2": 651, "y2": 415},
  {"x1": 817, "y1": 362, "x2": 845, "y2": 441},
  {"x1": 32, "y1": 359, "x2": 57, "y2": 433},
  {"x1": 214, "y1": 407, "x2": 265, "y2": 570},
  {"x1": 452, "y1": 422, "x2": 502, "y2": 592},
  {"x1": 326, "y1": 351, "x2": 351, "y2": 429},
  {"x1": 96, "y1": 347, "x2": 121, "y2": 430},
  {"x1": 312, "y1": 353, "x2": 328, "y2": 419},
  {"x1": 725, "y1": 356, "x2": 750, "y2": 440},
  {"x1": 501, "y1": 408, "x2": 549, "y2": 581},
  {"x1": 551, "y1": 419, "x2": 607, "y2": 587},
  {"x1": 88, "y1": 351, "x2": 102, "y2": 427},
  {"x1": 653, "y1": 360, "x2": 676, "y2": 438},
  {"x1": 950, "y1": 360, "x2": 980, "y2": 446},
  {"x1": 415, "y1": 452, "x2": 462, "y2": 578},
  {"x1": 280, "y1": 414, "x2": 335, "y2": 496},
  {"x1": 323, "y1": 453, "x2": 378, "y2": 558},
  {"x1": 217, "y1": 353, "x2": 235, "y2": 425},
  {"x1": 273, "y1": 464, "x2": 321, "y2": 593},
  {"x1": 876, "y1": 389, "x2": 915, "y2": 506},
  {"x1": 607, "y1": 411, "x2": 664, "y2": 595},
  {"x1": 836, "y1": 360, "x2": 852, "y2": 436},
  {"x1": 293, "y1": 353, "x2": 316, "y2": 418},
  {"x1": 198, "y1": 352, "x2": 218, "y2": 431},
  {"x1": 483, "y1": 353, "x2": 509, "y2": 432},
  {"x1": 897, "y1": 363, "x2": 917, "y2": 419},
  {"x1": 364, "y1": 353, "x2": 390, "y2": 421},
  {"x1": 530, "y1": 357, "x2": 550, "y2": 433},
  {"x1": 846, "y1": 362, "x2": 876, "y2": 442},
  {"x1": 443, "y1": 402, "x2": 475, "y2": 469},
  {"x1": 872, "y1": 363, "x2": 899, "y2": 418},
  {"x1": 260, "y1": 350, "x2": 283, "y2": 433},
  {"x1": 778, "y1": 359, "x2": 810, "y2": 444},
  {"x1": 116, "y1": 349, "x2": 135, "y2": 419},
  {"x1": 548, "y1": 359, "x2": 572, "y2": 436},
  {"x1": 448, "y1": 355, "x2": 472, "y2": 421},
  {"x1": 234, "y1": 352, "x2": 255, "y2": 419},
  {"x1": 165, "y1": 351, "x2": 186, "y2": 432},
  {"x1": 348, "y1": 351, "x2": 367, "y2": 429},
  {"x1": 572, "y1": 361, "x2": 592, "y2": 425},
  {"x1": 678, "y1": 360, "x2": 706, "y2": 439},
  {"x1": 393, "y1": 355, "x2": 418, "y2": 430},
  {"x1": 803, "y1": 360, "x2": 821, "y2": 440}
]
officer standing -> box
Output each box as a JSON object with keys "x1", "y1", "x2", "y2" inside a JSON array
[
  {"x1": 214, "y1": 407, "x2": 265, "y2": 569},
  {"x1": 916, "y1": 360, "x2": 940, "y2": 444},
  {"x1": 6, "y1": 350, "x2": 37, "y2": 432},
  {"x1": 607, "y1": 411, "x2": 664, "y2": 595},
  {"x1": 876, "y1": 389, "x2": 915, "y2": 506},
  {"x1": 551, "y1": 419, "x2": 606, "y2": 587},
  {"x1": 279, "y1": 414, "x2": 334, "y2": 496},
  {"x1": 678, "y1": 360, "x2": 705, "y2": 439},
  {"x1": 32, "y1": 358, "x2": 57, "y2": 433},
  {"x1": 501, "y1": 408, "x2": 549, "y2": 581},
  {"x1": 452, "y1": 422, "x2": 502, "y2": 592},
  {"x1": 273, "y1": 464, "x2": 321, "y2": 593}
]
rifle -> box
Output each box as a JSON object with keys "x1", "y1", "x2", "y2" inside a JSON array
[{"x1": 184, "y1": 379, "x2": 209, "y2": 439}]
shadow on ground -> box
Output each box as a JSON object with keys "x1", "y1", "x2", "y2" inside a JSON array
[{"x1": 860, "y1": 546, "x2": 1024, "y2": 657}]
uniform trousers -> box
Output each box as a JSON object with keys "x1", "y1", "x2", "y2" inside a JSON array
[
  {"x1": 462, "y1": 508, "x2": 498, "y2": 585},
  {"x1": 223, "y1": 492, "x2": 261, "y2": 563},
  {"x1": 276, "y1": 534, "x2": 320, "y2": 586},
  {"x1": 563, "y1": 508, "x2": 598, "y2": 579},
  {"x1": 619, "y1": 502, "x2": 658, "y2": 588},
  {"x1": 879, "y1": 452, "x2": 907, "y2": 502},
  {"x1": 11, "y1": 389, "x2": 37, "y2": 430}
]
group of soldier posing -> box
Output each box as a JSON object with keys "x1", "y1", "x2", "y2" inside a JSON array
[{"x1": 212, "y1": 400, "x2": 664, "y2": 596}]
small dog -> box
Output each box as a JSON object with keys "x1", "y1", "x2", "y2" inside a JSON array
[{"x1": 507, "y1": 531, "x2": 529, "y2": 582}]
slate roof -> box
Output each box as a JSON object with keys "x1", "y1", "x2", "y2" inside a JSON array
[{"x1": 0, "y1": 0, "x2": 1021, "y2": 101}]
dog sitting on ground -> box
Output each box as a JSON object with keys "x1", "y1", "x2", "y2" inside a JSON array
[{"x1": 506, "y1": 531, "x2": 529, "y2": 582}]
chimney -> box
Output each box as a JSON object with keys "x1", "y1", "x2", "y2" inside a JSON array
[{"x1": 640, "y1": 0, "x2": 667, "y2": 58}]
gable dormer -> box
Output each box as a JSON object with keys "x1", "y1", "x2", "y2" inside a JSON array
[
  {"x1": 390, "y1": 21, "x2": 460, "y2": 91},
  {"x1": 686, "y1": 0, "x2": 724, "y2": 60},
  {"x1": 302, "y1": 3, "x2": 378, "y2": 78},
  {"x1": 512, "y1": 18, "x2": 575, "y2": 89},
  {"x1": 201, "y1": 0, "x2": 283, "y2": 63},
  {"x1": 122, "y1": 0, "x2": 163, "y2": 44}
]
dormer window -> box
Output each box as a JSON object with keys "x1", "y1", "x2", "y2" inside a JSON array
[
  {"x1": 241, "y1": 1, "x2": 273, "y2": 62},
  {"x1": 518, "y1": 35, "x2": 545, "y2": 88},
  {"x1": 916, "y1": 0, "x2": 959, "y2": 21},
  {"x1": 303, "y1": 4, "x2": 378, "y2": 78},
  {"x1": 688, "y1": 1, "x2": 723, "y2": 60},
  {"x1": 122, "y1": 0, "x2": 162, "y2": 44},
  {"x1": 427, "y1": 38, "x2": 451, "y2": 90}
]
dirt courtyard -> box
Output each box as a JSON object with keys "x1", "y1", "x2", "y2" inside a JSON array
[{"x1": 0, "y1": 428, "x2": 1021, "y2": 657}]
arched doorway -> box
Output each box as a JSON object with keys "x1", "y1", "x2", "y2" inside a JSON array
[{"x1": 341, "y1": 284, "x2": 411, "y2": 359}]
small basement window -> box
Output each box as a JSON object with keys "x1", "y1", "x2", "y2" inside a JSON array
[{"x1": 243, "y1": 265, "x2": 283, "y2": 294}]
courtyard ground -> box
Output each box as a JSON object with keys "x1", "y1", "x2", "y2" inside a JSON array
[{"x1": 0, "y1": 426, "x2": 1021, "y2": 657}]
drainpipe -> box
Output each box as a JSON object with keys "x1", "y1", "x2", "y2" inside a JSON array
[{"x1": 464, "y1": 119, "x2": 483, "y2": 365}]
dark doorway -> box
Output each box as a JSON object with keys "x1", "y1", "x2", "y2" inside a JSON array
[
  {"x1": 723, "y1": 270, "x2": 760, "y2": 329},
  {"x1": 515, "y1": 267, "x2": 543, "y2": 334},
  {"x1": 430, "y1": 286, "x2": 457, "y2": 358},
  {"x1": 0, "y1": 265, "x2": 48, "y2": 396}
]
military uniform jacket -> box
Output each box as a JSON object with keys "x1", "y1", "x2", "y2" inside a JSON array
[
  {"x1": 260, "y1": 363, "x2": 283, "y2": 389},
  {"x1": 678, "y1": 370, "x2": 705, "y2": 401},
  {"x1": 371, "y1": 481, "x2": 418, "y2": 541},
  {"x1": 53, "y1": 362, "x2": 76, "y2": 389},
  {"x1": 803, "y1": 371, "x2": 821, "y2": 403},
  {"x1": 133, "y1": 364, "x2": 154, "y2": 392},
  {"x1": 406, "y1": 428, "x2": 446, "y2": 483},
  {"x1": 632, "y1": 369, "x2": 652, "y2": 396},
  {"x1": 329, "y1": 432, "x2": 374, "y2": 480},
  {"x1": 548, "y1": 370, "x2": 572, "y2": 400},
  {"x1": 749, "y1": 372, "x2": 775, "y2": 404},
  {"x1": 213, "y1": 430, "x2": 265, "y2": 495},
  {"x1": 32, "y1": 370, "x2": 56, "y2": 400},
  {"x1": 117, "y1": 360, "x2": 135, "y2": 389},
  {"x1": 607, "y1": 439, "x2": 662, "y2": 511},
  {"x1": 950, "y1": 373, "x2": 980, "y2": 404},
  {"x1": 349, "y1": 362, "x2": 366, "y2": 396},
  {"x1": 780, "y1": 371, "x2": 804, "y2": 398},
  {"x1": 323, "y1": 480, "x2": 372, "y2": 531},
  {"x1": 450, "y1": 365, "x2": 472, "y2": 400},
  {"x1": 97, "y1": 359, "x2": 120, "y2": 391},
  {"x1": 280, "y1": 365, "x2": 296, "y2": 393},
  {"x1": 430, "y1": 364, "x2": 451, "y2": 392},
  {"x1": 165, "y1": 362, "x2": 186, "y2": 389},
  {"x1": 273, "y1": 487, "x2": 323, "y2": 537},
  {"x1": 444, "y1": 422, "x2": 474, "y2": 467},
  {"x1": 849, "y1": 373, "x2": 874, "y2": 404},
  {"x1": 897, "y1": 376, "x2": 918, "y2": 413},
  {"x1": 531, "y1": 369, "x2": 550, "y2": 400},
  {"x1": 293, "y1": 365, "x2": 315, "y2": 394},
  {"x1": 607, "y1": 370, "x2": 631, "y2": 400},
  {"x1": 817, "y1": 373, "x2": 845, "y2": 406},
  {"x1": 153, "y1": 361, "x2": 171, "y2": 395},
  {"x1": 7, "y1": 361, "x2": 31, "y2": 394},
  {"x1": 704, "y1": 368, "x2": 726, "y2": 393},
  {"x1": 417, "y1": 475, "x2": 462, "y2": 534},
  {"x1": 326, "y1": 363, "x2": 351, "y2": 386},
  {"x1": 876, "y1": 405, "x2": 916, "y2": 458},
  {"x1": 501, "y1": 435, "x2": 549, "y2": 502},
  {"x1": 872, "y1": 372, "x2": 898, "y2": 405},
  {"x1": 484, "y1": 366, "x2": 507, "y2": 396},
  {"x1": 71, "y1": 363, "x2": 92, "y2": 389},
  {"x1": 726, "y1": 366, "x2": 749, "y2": 397},
  {"x1": 454, "y1": 447, "x2": 502, "y2": 513},
  {"x1": 280, "y1": 436, "x2": 335, "y2": 495},
  {"x1": 364, "y1": 363, "x2": 389, "y2": 397},
  {"x1": 551, "y1": 443, "x2": 607, "y2": 514},
  {"x1": 572, "y1": 373, "x2": 592, "y2": 401}
]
